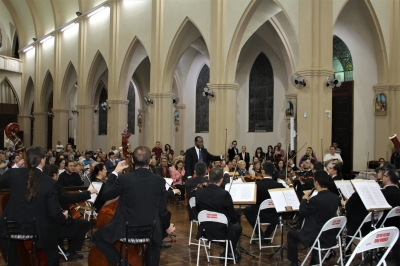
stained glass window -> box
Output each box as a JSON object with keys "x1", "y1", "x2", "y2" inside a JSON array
[
  {"x1": 333, "y1": 35, "x2": 353, "y2": 82},
  {"x1": 195, "y1": 65, "x2": 210, "y2": 133},
  {"x1": 127, "y1": 82, "x2": 135, "y2": 134},
  {"x1": 98, "y1": 88, "x2": 108, "y2": 135},
  {"x1": 249, "y1": 53, "x2": 274, "y2": 132}
]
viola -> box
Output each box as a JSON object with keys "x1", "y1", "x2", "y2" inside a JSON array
[
  {"x1": 243, "y1": 175, "x2": 262, "y2": 182},
  {"x1": 88, "y1": 129, "x2": 142, "y2": 265}
]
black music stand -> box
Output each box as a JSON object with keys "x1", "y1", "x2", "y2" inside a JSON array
[
  {"x1": 269, "y1": 206, "x2": 293, "y2": 263},
  {"x1": 236, "y1": 204, "x2": 255, "y2": 258}
]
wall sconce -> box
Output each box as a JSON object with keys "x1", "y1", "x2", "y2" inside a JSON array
[
  {"x1": 71, "y1": 108, "x2": 79, "y2": 115},
  {"x1": 291, "y1": 74, "x2": 306, "y2": 89},
  {"x1": 29, "y1": 115, "x2": 35, "y2": 120},
  {"x1": 143, "y1": 97, "x2": 153, "y2": 106},
  {"x1": 74, "y1": 82, "x2": 78, "y2": 88},
  {"x1": 94, "y1": 108, "x2": 99, "y2": 114},
  {"x1": 101, "y1": 101, "x2": 110, "y2": 110},
  {"x1": 76, "y1": 11, "x2": 82, "y2": 16},
  {"x1": 202, "y1": 87, "x2": 214, "y2": 98},
  {"x1": 326, "y1": 75, "x2": 342, "y2": 89},
  {"x1": 48, "y1": 112, "x2": 54, "y2": 118},
  {"x1": 325, "y1": 110, "x2": 331, "y2": 119}
]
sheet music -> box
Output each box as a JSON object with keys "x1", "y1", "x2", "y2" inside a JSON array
[
  {"x1": 269, "y1": 191, "x2": 287, "y2": 212},
  {"x1": 87, "y1": 182, "x2": 103, "y2": 203},
  {"x1": 225, "y1": 183, "x2": 256, "y2": 203},
  {"x1": 164, "y1": 178, "x2": 173, "y2": 191},
  {"x1": 269, "y1": 188, "x2": 300, "y2": 212},
  {"x1": 283, "y1": 189, "x2": 300, "y2": 210},
  {"x1": 351, "y1": 180, "x2": 391, "y2": 210},
  {"x1": 230, "y1": 177, "x2": 243, "y2": 183},
  {"x1": 334, "y1": 180, "x2": 355, "y2": 199}
]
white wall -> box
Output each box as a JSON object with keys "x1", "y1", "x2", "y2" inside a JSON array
[{"x1": 334, "y1": 18, "x2": 376, "y2": 170}]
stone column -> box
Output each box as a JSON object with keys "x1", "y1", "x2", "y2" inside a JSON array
[
  {"x1": 18, "y1": 115, "x2": 32, "y2": 147},
  {"x1": 52, "y1": 109, "x2": 70, "y2": 147},
  {"x1": 106, "y1": 99, "x2": 129, "y2": 149},
  {"x1": 137, "y1": 108, "x2": 147, "y2": 146},
  {"x1": 32, "y1": 112, "x2": 47, "y2": 147},
  {"x1": 76, "y1": 105, "x2": 95, "y2": 150}
]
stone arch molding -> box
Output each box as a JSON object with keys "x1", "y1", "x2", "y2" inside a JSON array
[
  {"x1": 23, "y1": 77, "x2": 34, "y2": 115},
  {"x1": 163, "y1": 17, "x2": 209, "y2": 94},
  {"x1": 39, "y1": 70, "x2": 53, "y2": 112},
  {"x1": 0, "y1": 77, "x2": 21, "y2": 111},
  {"x1": 60, "y1": 61, "x2": 77, "y2": 109},
  {"x1": 86, "y1": 50, "x2": 108, "y2": 105}
]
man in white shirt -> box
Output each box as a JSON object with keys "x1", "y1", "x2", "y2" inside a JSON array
[
  {"x1": 323, "y1": 146, "x2": 343, "y2": 166},
  {"x1": 56, "y1": 141, "x2": 64, "y2": 154}
]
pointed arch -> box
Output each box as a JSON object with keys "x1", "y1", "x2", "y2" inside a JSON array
[
  {"x1": 127, "y1": 81, "x2": 136, "y2": 134},
  {"x1": 40, "y1": 70, "x2": 53, "y2": 112},
  {"x1": 163, "y1": 17, "x2": 209, "y2": 92},
  {"x1": 225, "y1": 0, "x2": 296, "y2": 81},
  {"x1": 60, "y1": 62, "x2": 78, "y2": 109},
  {"x1": 118, "y1": 37, "x2": 150, "y2": 99},
  {"x1": 23, "y1": 76, "x2": 34, "y2": 114},
  {"x1": 86, "y1": 51, "x2": 108, "y2": 105},
  {"x1": 195, "y1": 64, "x2": 210, "y2": 133},
  {"x1": 0, "y1": 77, "x2": 20, "y2": 109},
  {"x1": 2, "y1": 0, "x2": 27, "y2": 46}
]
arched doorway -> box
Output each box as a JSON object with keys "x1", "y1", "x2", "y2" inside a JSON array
[{"x1": 0, "y1": 79, "x2": 20, "y2": 148}]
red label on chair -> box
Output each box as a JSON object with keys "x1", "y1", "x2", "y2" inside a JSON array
[
  {"x1": 396, "y1": 209, "x2": 400, "y2": 214},
  {"x1": 206, "y1": 213, "x2": 217, "y2": 219},
  {"x1": 332, "y1": 219, "x2": 341, "y2": 225},
  {"x1": 268, "y1": 201, "x2": 275, "y2": 206},
  {"x1": 374, "y1": 233, "x2": 390, "y2": 243}
]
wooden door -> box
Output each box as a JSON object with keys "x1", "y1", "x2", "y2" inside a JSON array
[{"x1": 332, "y1": 81, "x2": 354, "y2": 174}]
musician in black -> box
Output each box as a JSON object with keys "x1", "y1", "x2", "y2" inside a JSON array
[
  {"x1": 0, "y1": 146, "x2": 68, "y2": 265},
  {"x1": 43, "y1": 164, "x2": 97, "y2": 260},
  {"x1": 390, "y1": 150, "x2": 400, "y2": 169}
]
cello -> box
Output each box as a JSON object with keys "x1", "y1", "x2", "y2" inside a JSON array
[
  {"x1": 3, "y1": 122, "x2": 47, "y2": 265},
  {"x1": 87, "y1": 129, "x2": 143, "y2": 265}
]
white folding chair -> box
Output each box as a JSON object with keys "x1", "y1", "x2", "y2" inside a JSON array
[
  {"x1": 380, "y1": 206, "x2": 400, "y2": 228},
  {"x1": 196, "y1": 211, "x2": 236, "y2": 266},
  {"x1": 188, "y1": 197, "x2": 210, "y2": 248},
  {"x1": 58, "y1": 245, "x2": 68, "y2": 260},
  {"x1": 345, "y1": 227, "x2": 399, "y2": 266},
  {"x1": 83, "y1": 201, "x2": 98, "y2": 221},
  {"x1": 343, "y1": 210, "x2": 383, "y2": 262},
  {"x1": 249, "y1": 199, "x2": 279, "y2": 250},
  {"x1": 301, "y1": 216, "x2": 347, "y2": 266}
]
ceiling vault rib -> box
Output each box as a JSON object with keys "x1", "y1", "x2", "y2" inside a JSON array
[{"x1": 25, "y1": 0, "x2": 43, "y2": 38}]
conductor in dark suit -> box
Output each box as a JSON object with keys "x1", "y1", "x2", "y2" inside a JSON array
[
  {"x1": 244, "y1": 162, "x2": 284, "y2": 238},
  {"x1": 0, "y1": 146, "x2": 68, "y2": 265},
  {"x1": 287, "y1": 170, "x2": 339, "y2": 266},
  {"x1": 239, "y1": 146, "x2": 250, "y2": 170},
  {"x1": 184, "y1": 136, "x2": 222, "y2": 180},
  {"x1": 227, "y1": 140, "x2": 239, "y2": 161},
  {"x1": 196, "y1": 167, "x2": 242, "y2": 260},
  {"x1": 92, "y1": 146, "x2": 173, "y2": 266}
]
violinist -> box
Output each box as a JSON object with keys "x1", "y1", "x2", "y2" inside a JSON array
[
  {"x1": 184, "y1": 162, "x2": 209, "y2": 220},
  {"x1": 249, "y1": 161, "x2": 262, "y2": 177},
  {"x1": 0, "y1": 146, "x2": 68, "y2": 265},
  {"x1": 244, "y1": 162, "x2": 284, "y2": 239},
  {"x1": 91, "y1": 163, "x2": 108, "y2": 212},
  {"x1": 43, "y1": 164, "x2": 97, "y2": 260},
  {"x1": 298, "y1": 147, "x2": 318, "y2": 166},
  {"x1": 92, "y1": 147, "x2": 172, "y2": 266}
]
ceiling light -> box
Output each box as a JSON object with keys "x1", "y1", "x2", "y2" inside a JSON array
[
  {"x1": 40, "y1": 35, "x2": 54, "y2": 43},
  {"x1": 61, "y1": 22, "x2": 76, "y2": 32},
  {"x1": 23, "y1": 46, "x2": 34, "y2": 52},
  {"x1": 87, "y1": 6, "x2": 107, "y2": 18}
]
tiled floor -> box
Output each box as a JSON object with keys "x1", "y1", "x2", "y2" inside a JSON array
[{"x1": 0, "y1": 202, "x2": 397, "y2": 265}]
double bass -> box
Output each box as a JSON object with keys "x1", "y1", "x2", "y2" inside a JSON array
[{"x1": 88, "y1": 129, "x2": 142, "y2": 265}]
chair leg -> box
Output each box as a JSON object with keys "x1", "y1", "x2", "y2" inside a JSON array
[
  {"x1": 196, "y1": 238, "x2": 201, "y2": 266},
  {"x1": 338, "y1": 238, "x2": 344, "y2": 266},
  {"x1": 318, "y1": 242, "x2": 322, "y2": 266},
  {"x1": 189, "y1": 221, "x2": 193, "y2": 246},
  {"x1": 250, "y1": 218, "x2": 257, "y2": 244},
  {"x1": 229, "y1": 240, "x2": 236, "y2": 264},
  {"x1": 203, "y1": 239, "x2": 209, "y2": 262},
  {"x1": 224, "y1": 241, "x2": 228, "y2": 266},
  {"x1": 258, "y1": 218, "x2": 262, "y2": 250},
  {"x1": 301, "y1": 246, "x2": 313, "y2": 266}
]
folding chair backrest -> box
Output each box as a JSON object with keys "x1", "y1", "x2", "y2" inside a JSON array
[
  {"x1": 320, "y1": 216, "x2": 347, "y2": 232},
  {"x1": 259, "y1": 199, "x2": 275, "y2": 211},
  {"x1": 197, "y1": 211, "x2": 228, "y2": 226},
  {"x1": 189, "y1": 197, "x2": 196, "y2": 208},
  {"x1": 373, "y1": 211, "x2": 384, "y2": 225},
  {"x1": 381, "y1": 207, "x2": 400, "y2": 227},
  {"x1": 352, "y1": 227, "x2": 399, "y2": 254}
]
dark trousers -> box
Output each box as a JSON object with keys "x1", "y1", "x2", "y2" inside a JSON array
[
  {"x1": 244, "y1": 206, "x2": 278, "y2": 238},
  {"x1": 92, "y1": 227, "x2": 161, "y2": 266},
  {"x1": 230, "y1": 224, "x2": 242, "y2": 250},
  {"x1": 0, "y1": 237, "x2": 59, "y2": 265},
  {"x1": 57, "y1": 218, "x2": 90, "y2": 252},
  {"x1": 287, "y1": 230, "x2": 319, "y2": 264}
]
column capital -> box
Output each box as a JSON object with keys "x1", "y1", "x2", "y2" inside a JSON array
[
  {"x1": 175, "y1": 104, "x2": 186, "y2": 110},
  {"x1": 52, "y1": 109, "x2": 69, "y2": 114},
  {"x1": 285, "y1": 93, "x2": 297, "y2": 100},
  {"x1": 207, "y1": 83, "x2": 239, "y2": 90},
  {"x1": 373, "y1": 84, "x2": 400, "y2": 92},
  {"x1": 76, "y1": 105, "x2": 95, "y2": 110},
  {"x1": 148, "y1": 92, "x2": 175, "y2": 98},
  {"x1": 296, "y1": 68, "x2": 334, "y2": 77},
  {"x1": 32, "y1": 112, "x2": 48, "y2": 116},
  {"x1": 18, "y1": 115, "x2": 32, "y2": 119},
  {"x1": 107, "y1": 99, "x2": 129, "y2": 105}
]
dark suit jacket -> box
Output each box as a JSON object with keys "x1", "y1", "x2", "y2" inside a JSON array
[
  {"x1": 184, "y1": 147, "x2": 220, "y2": 179},
  {"x1": 195, "y1": 184, "x2": 238, "y2": 241},
  {"x1": 381, "y1": 186, "x2": 400, "y2": 228},
  {"x1": 228, "y1": 147, "x2": 239, "y2": 161},
  {"x1": 239, "y1": 152, "x2": 250, "y2": 169},
  {"x1": 0, "y1": 168, "x2": 66, "y2": 248},
  {"x1": 101, "y1": 169, "x2": 169, "y2": 246},
  {"x1": 246, "y1": 178, "x2": 284, "y2": 224},
  {"x1": 299, "y1": 190, "x2": 339, "y2": 247},
  {"x1": 185, "y1": 176, "x2": 209, "y2": 221},
  {"x1": 57, "y1": 172, "x2": 84, "y2": 187},
  {"x1": 345, "y1": 192, "x2": 369, "y2": 236}
]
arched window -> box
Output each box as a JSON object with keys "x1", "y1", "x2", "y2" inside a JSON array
[
  {"x1": 333, "y1": 35, "x2": 353, "y2": 82},
  {"x1": 249, "y1": 53, "x2": 274, "y2": 132},
  {"x1": 195, "y1": 65, "x2": 210, "y2": 133},
  {"x1": 98, "y1": 88, "x2": 108, "y2": 135},
  {"x1": 127, "y1": 82, "x2": 135, "y2": 134}
]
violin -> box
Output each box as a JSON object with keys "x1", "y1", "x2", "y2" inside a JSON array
[
  {"x1": 243, "y1": 175, "x2": 262, "y2": 182},
  {"x1": 191, "y1": 182, "x2": 209, "y2": 193}
]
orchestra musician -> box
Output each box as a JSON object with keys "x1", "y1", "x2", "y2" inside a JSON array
[
  {"x1": 244, "y1": 162, "x2": 284, "y2": 239},
  {"x1": 91, "y1": 163, "x2": 108, "y2": 213},
  {"x1": 227, "y1": 140, "x2": 239, "y2": 161},
  {"x1": 195, "y1": 167, "x2": 242, "y2": 261},
  {"x1": 184, "y1": 136, "x2": 223, "y2": 180},
  {"x1": 238, "y1": 146, "x2": 250, "y2": 170},
  {"x1": 43, "y1": 164, "x2": 98, "y2": 260},
  {"x1": 287, "y1": 171, "x2": 339, "y2": 266},
  {"x1": 0, "y1": 146, "x2": 68, "y2": 265},
  {"x1": 92, "y1": 147, "x2": 173, "y2": 266},
  {"x1": 298, "y1": 147, "x2": 318, "y2": 166}
]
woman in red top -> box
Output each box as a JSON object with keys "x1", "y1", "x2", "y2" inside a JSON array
[{"x1": 170, "y1": 159, "x2": 185, "y2": 200}]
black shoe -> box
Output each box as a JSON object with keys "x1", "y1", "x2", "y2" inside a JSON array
[
  {"x1": 66, "y1": 251, "x2": 84, "y2": 260},
  {"x1": 288, "y1": 221, "x2": 301, "y2": 230},
  {"x1": 162, "y1": 242, "x2": 172, "y2": 248},
  {"x1": 233, "y1": 250, "x2": 241, "y2": 261}
]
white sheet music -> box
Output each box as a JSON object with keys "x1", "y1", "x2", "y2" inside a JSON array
[
  {"x1": 87, "y1": 182, "x2": 103, "y2": 203},
  {"x1": 225, "y1": 183, "x2": 256, "y2": 203},
  {"x1": 335, "y1": 180, "x2": 355, "y2": 199},
  {"x1": 351, "y1": 180, "x2": 391, "y2": 210},
  {"x1": 269, "y1": 191, "x2": 287, "y2": 212},
  {"x1": 164, "y1": 178, "x2": 173, "y2": 191},
  {"x1": 283, "y1": 189, "x2": 300, "y2": 210},
  {"x1": 269, "y1": 188, "x2": 300, "y2": 213},
  {"x1": 229, "y1": 177, "x2": 243, "y2": 183}
]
